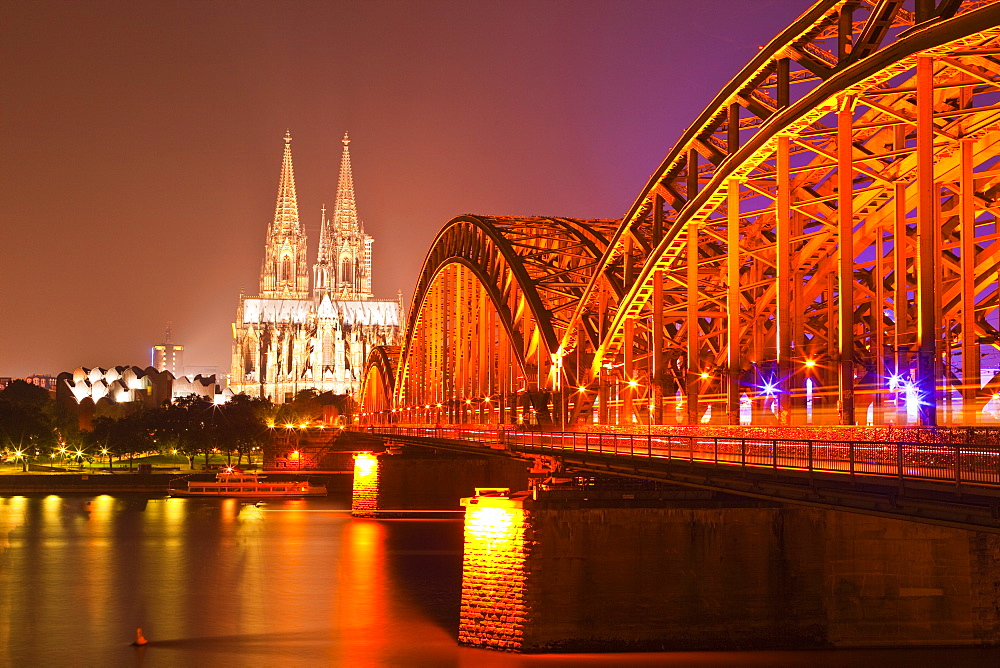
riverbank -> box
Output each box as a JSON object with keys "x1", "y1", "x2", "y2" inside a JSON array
[{"x1": 0, "y1": 471, "x2": 354, "y2": 494}]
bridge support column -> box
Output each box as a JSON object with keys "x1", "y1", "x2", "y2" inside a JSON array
[
  {"x1": 915, "y1": 55, "x2": 939, "y2": 426},
  {"x1": 726, "y1": 177, "x2": 742, "y2": 425},
  {"x1": 458, "y1": 491, "x2": 1000, "y2": 652},
  {"x1": 351, "y1": 447, "x2": 530, "y2": 517},
  {"x1": 837, "y1": 100, "x2": 856, "y2": 425}
]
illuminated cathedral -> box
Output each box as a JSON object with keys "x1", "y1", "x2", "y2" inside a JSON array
[{"x1": 230, "y1": 131, "x2": 401, "y2": 402}]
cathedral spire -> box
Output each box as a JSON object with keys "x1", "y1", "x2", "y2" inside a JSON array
[
  {"x1": 260, "y1": 131, "x2": 309, "y2": 299},
  {"x1": 271, "y1": 130, "x2": 300, "y2": 235},
  {"x1": 332, "y1": 132, "x2": 358, "y2": 229}
]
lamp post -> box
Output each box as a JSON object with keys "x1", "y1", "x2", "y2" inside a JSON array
[
  {"x1": 551, "y1": 351, "x2": 566, "y2": 430},
  {"x1": 627, "y1": 378, "x2": 639, "y2": 428}
]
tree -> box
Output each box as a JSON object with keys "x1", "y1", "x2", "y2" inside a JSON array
[
  {"x1": 273, "y1": 389, "x2": 323, "y2": 426},
  {"x1": 154, "y1": 395, "x2": 214, "y2": 469},
  {"x1": 214, "y1": 395, "x2": 271, "y2": 467},
  {"x1": 273, "y1": 389, "x2": 351, "y2": 426},
  {"x1": 0, "y1": 379, "x2": 51, "y2": 407},
  {"x1": 0, "y1": 381, "x2": 57, "y2": 471},
  {"x1": 87, "y1": 411, "x2": 155, "y2": 471}
]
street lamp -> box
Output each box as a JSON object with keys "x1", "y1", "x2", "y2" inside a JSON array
[{"x1": 627, "y1": 379, "x2": 640, "y2": 426}]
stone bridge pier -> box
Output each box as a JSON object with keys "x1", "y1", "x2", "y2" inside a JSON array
[
  {"x1": 350, "y1": 445, "x2": 530, "y2": 517},
  {"x1": 347, "y1": 449, "x2": 1000, "y2": 652},
  {"x1": 457, "y1": 488, "x2": 1000, "y2": 652}
]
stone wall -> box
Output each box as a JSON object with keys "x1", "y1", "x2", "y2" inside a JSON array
[
  {"x1": 350, "y1": 448, "x2": 530, "y2": 517},
  {"x1": 351, "y1": 452, "x2": 380, "y2": 517},
  {"x1": 458, "y1": 497, "x2": 1000, "y2": 652},
  {"x1": 458, "y1": 498, "x2": 532, "y2": 650}
]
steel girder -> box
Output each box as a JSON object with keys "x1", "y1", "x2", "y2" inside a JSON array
[
  {"x1": 390, "y1": 215, "x2": 616, "y2": 425},
  {"x1": 561, "y1": 0, "x2": 1000, "y2": 427},
  {"x1": 360, "y1": 345, "x2": 399, "y2": 423},
  {"x1": 362, "y1": 0, "x2": 1000, "y2": 429}
]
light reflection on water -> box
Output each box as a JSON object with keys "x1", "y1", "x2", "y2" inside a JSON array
[{"x1": 2, "y1": 493, "x2": 1000, "y2": 667}]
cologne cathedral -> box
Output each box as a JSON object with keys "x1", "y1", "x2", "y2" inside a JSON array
[{"x1": 230, "y1": 132, "x2": 401, "y2": 402}]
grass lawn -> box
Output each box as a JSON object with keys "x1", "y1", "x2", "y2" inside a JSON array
[{"x1": 73, "y1": 453, "x2": 260, "y2": 471}]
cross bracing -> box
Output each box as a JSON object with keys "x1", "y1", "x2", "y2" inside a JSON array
[{"x1": 363, "y1": 0, "x2": 1000, "y2": 429}]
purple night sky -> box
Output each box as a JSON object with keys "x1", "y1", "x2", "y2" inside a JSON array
[{"x1": 1, "y1": 0, "x2": 806, "y2": 378}]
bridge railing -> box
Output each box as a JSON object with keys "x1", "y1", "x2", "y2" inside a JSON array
[{"x1": 352, "y1": 426, "x2": 1000, "y2": 488}]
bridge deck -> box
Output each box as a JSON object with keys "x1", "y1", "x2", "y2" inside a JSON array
[{"x1": 351, "y1": 426, "x2": 1000, "y2": 533}]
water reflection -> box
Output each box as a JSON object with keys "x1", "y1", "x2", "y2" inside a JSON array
[{"x1": 1, "y1": 493, "x2": 999, "y2": 667}]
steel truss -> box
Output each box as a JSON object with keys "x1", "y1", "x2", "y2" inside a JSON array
[{"x1": 363, "y1": 0, "x2": 1000, "y2": 429}]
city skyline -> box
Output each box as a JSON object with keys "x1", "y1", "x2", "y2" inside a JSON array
[{"x1": 1, "y1": 0, "x2": 805, "y2": 378}]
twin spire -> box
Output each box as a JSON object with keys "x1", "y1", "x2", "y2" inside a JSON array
[{"x1": 260, "y1": 130, "x2": 365, "y2": 299}]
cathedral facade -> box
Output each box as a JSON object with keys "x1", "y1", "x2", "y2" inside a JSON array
[{"x1": 230, "y1": 132, "x2": 401, "y2": 402}]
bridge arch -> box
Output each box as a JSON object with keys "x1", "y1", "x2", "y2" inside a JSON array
[
  {"x1": 391, "y1": 214, "x2": 617, "y2": 426},
  {"x1": 360, "y1": 345, "x2": 399, "y2": 424},
  {"x1": 361, "y1": 0, "x2": 1000, "y2": 430},
  {"x1": 561, "y1": 0, "x2": 1000, "y2": 427}
]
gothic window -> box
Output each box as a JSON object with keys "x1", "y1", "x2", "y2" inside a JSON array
[
  {"x1": 243, "y1": 341, "x2": 254, "y2": 376},
  {"x1": 341, "y1": 258, "x2": 353, "y2": 284},
  {"x1": 282, "y1": 256, "x2": 292, "y2": 282}
]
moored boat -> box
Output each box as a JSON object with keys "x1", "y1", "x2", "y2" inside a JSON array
[{"x1": 169, "y1": 469, "x2": 327, "y2": 498}]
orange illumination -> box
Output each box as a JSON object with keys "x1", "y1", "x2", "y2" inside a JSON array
[
  {"x1": 465, "y1": 505, "x2": 516, "y2": 549},
  {"x1": 578, "y1": 385, "x2": 587, "y2": 392},
  {"x1": 459, "y1": 502, "x2": 526, "y2": 646},
  {"x1": 353, "y1": 452, "x2": 378, "y2": 478},
  {"x1": 805, "y1": 359, "x2": 817, "y2": 368},
  {"x1": 628, "y1": 379, "x2": 639, "y2": 388},
  {"x1": 700, "y1": 371, "x2": 710, "y2": 379}
]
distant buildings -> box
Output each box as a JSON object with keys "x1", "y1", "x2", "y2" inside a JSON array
[
  {"x1": 56, "y1": 366, "x2": 229, "y2": 429},
  {"x1": 0, "y1": 375, "x2": 58, "y2": 392},
  {"x1": 230, "y1": 132, "x2": 401, "y2": 403},
  {"x1": 151, "y1": 324, "x2": 185, "y2": 377}
]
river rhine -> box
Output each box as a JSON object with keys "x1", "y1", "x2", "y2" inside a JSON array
[{"x1": 3, "y1": 491, "x2": 999, "y2": 667}]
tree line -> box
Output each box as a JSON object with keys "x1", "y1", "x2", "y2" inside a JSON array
[{"x1": 0, "y1": 380, "x2": 349, "y2": 471}]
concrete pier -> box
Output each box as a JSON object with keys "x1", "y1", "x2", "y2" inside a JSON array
[
  {"x1": 350, "y1": 447, "x2": 530, "y2": 517},
  {"x1": 457, "y1": 491, "x2": 1000, "y2": 652}
]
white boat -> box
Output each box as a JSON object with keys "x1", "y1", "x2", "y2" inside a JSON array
[{"x1": 169, "y1": 469, "x2": 327, "y2": 498}]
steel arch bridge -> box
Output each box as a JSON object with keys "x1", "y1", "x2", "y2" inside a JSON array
[{"x1": 363, "y1": 0, "x2": 1000, "y2": 431}]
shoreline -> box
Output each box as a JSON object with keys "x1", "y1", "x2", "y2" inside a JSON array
[{"x1": 0, "y1": 471, "x2": 354, "y2": 494}]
